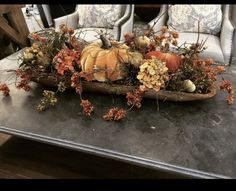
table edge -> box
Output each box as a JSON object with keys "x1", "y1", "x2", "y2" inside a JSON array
[{"x1": 0, "y1": 125, "x2": 231, "y2": 179}]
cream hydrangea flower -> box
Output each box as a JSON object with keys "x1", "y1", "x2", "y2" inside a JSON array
[{"x1": 137, "y1": 58, "x2": 169, "y2": 92}]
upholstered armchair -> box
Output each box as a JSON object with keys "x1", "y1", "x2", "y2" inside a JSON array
[
  {"x1": 148, "y1": 5, "x2": 235, "y2": 65},
  {"x1": 54, "y1": 4, "x2": 134, "y2": 42}
]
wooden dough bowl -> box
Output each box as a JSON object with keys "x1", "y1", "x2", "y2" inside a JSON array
[{"x1": 30, "y1": 73, "x2": 217, "y2": 102}]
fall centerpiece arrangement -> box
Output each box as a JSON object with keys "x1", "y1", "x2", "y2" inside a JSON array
[{"x1": 0, "y1": 22, "x2": 234, "y2": 121}]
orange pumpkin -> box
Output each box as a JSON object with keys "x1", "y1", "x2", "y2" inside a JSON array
[
  {"x1": 80, "y1": 36, "x2": 130, "y2": 82},
  {"x1": 146, "y1": 51, "x2": 182, "y2": 72}
]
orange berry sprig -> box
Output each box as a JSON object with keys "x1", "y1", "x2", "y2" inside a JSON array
[
  {"x1": 80, "y1": 99, "x2": 94, "y2": 116},
  {"x1": 220, "y1": 79, "x2": 234, "y2": 105},
  {"x1": 126, "y1": 85, "x2": 147, "y2": 109},
  {"x1": 103, "y1": 107, "x2": 127, "y2": 121}
]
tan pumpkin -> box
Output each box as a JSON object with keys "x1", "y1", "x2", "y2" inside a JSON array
[{"x1": 80, "y1": 35, "x2": 130, "y2": 82}]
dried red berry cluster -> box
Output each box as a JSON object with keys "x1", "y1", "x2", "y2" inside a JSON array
[
  {"x1": 155, "y1": 26, "x2": 179, "y2": 52},
  {"x1": 53, "y1": 49, "x2": 81, "y2": 75},
  {"x1": 60, "y1": 24, "x2": 74, "y2": 35},
  {"x1": 193, "y1": 58, "x2": 225, "y2": 82},
  {"x1": 80, "y1": 99, "x2": 94, "y2": 116},
  {"x1": 103, "y1": 107, "x2": 127, "y2": 121},
  {"x1": 69, "y1": 36, "x2": 82, "y2": 51},
  {"x1": 0, "y1": 83, "x2": 10, "y2": 96},
  {"x1": 16, "y1": 80, "x2": 31, "y2": 91},
  {"x1": 31, "y1": 33, "x2": 47, "y2": 43},
  {"x1": 220, "y1": 80, "x2": 234, "y2": 105},
  {"x1": 71, "y1": 72, "x2": 82, "y2": 95},
  {"x1": 60, "y1": 24, "x2": 81, "y2": 51},
  {"x1": 126, "y1": 86, "x2": 147, "y2": 108},
  {"x1": 15, "y1": 69, "x2": 31, "y2": 91}
]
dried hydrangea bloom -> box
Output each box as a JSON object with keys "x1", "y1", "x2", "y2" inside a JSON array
[{"x1": 137, "y1": 58, "x2": 169, "y2": 92}]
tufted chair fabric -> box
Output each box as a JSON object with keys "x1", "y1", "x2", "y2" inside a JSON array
[{"x1": 54, "y1": 4, "x2": 134, "y2": 42}]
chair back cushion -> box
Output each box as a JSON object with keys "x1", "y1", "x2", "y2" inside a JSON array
[
  {"x1": 167, "y1": 5, "x2": 222, "y2": 35},
  {"x1": 76, "y1": 5, "x2": 124, "y2": 29}
]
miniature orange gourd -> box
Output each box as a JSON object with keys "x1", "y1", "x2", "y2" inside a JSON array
[{"x1": 146, "y1": 51, "x2": 182, "y2": 72}]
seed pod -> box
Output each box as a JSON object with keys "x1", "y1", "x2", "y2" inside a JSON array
[
  {"x1": 33, "y1": 49, "x2": 38, "y2": 53},
  {"x1": 32, "y1": 43, "x2": 39, "y2": 49},
  {"x1": 37, "y1": 51, "x2": 44, "y2": 57}
]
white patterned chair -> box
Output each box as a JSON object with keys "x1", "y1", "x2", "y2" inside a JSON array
[
  {"x1": 54, "y1": 4, "x2": 134, "y2": 42},
  {"x1": 148, "y1": 4, "x2": 235, "y2": 65}
]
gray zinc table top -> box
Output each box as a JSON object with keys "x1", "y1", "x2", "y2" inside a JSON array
[{"x1": 0, "y1": 50, "x2": 236, "y2": 178}]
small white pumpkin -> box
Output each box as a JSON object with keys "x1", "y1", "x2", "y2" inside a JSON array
[
  {"x1": 135, "y1": 36, "x2": 151, "y2": 49},
  {"x1": 183, "y1": 79, "x2": 196, "y2": 93}
]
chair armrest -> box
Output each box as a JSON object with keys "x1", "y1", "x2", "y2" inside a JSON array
[
  {"x1": 113, "y1": 5, "x2": 133, "y2": 27},
  {"x1": 118, "y1": 11, "x2": 134, "y2": 42},
  {"x1": 148, "y1": 4, "x2": 168, "y2": 32},
  {"x1": 113, "y1": 5, "x2": 134, "y2": 41},
  {"x1": 230, "y1": 5, "x2": 236, "y2": 65},
  {"x1": 220, "y1": 5, "x2": 235, "y2": 65},
  {"x1": 53, "y1": 11, "x2": 78, "y2": 31}
]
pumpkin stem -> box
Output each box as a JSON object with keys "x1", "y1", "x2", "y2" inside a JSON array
[{"x1": 100, "y1": 35, "x2": 112, "y2": 49}]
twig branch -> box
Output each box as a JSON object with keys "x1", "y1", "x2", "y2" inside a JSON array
[{"x1": 196, "y1": 20, "x2": 200, "y2": 45}]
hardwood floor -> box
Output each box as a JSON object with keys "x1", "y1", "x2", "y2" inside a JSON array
[{"x1": 0, "y1": 133, "x2": 185, "y2": 179}]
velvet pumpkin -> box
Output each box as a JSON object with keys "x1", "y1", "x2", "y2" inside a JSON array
[
  {"x1": 146, "y1": 51, "x2": 182, "y2": 72},
  {"x1": 80, "y1": 36, "x2": 130, "y2": 82}
]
